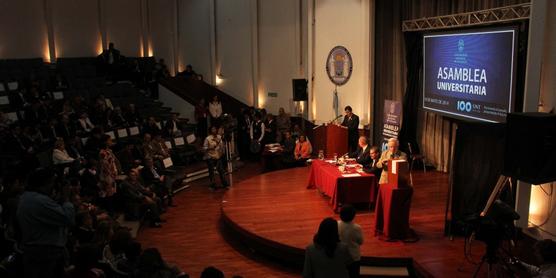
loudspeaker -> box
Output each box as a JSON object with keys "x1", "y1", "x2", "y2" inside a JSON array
[
  {"x1": 503, "y1": 112, "x2": 556, "y2": 184},
  {"x1": 292, "y1": 79, "x2": 308, "y2": 101}
]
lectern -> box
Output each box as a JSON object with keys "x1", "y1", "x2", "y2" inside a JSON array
[
  {"x1": 312, "y1": 124, "x2": 348, "y2": 157},
  {"x1": 387, "y1": 160, "x2": 410, "y2": 188},
  {"x1": 374, "y1": 159, "x2": 413, "y2": 240}
]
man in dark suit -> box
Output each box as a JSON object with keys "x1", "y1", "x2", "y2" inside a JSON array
[
  {"x1": 341, "y1": 106, "x2": 359, "y2": 153},
  {"x1": 363, "y1": 146, "x2": 382, "y2": 177},
  {"x1": 349, "y1": 136, "x2": 371, "y2": 165},
  {"x1": 140, "y1": 157, "x2": 174, "y2": 207}
]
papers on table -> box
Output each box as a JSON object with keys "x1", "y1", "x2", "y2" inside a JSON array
[
  {"x1": 342, "y1": 173, "x2": 361, "y2": 177},
  {"x1": 325, "y1": 160, "x2": 336, "y2": 163}
]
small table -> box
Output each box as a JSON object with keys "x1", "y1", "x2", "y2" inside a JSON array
[
  {"x1": 307, "y1": 159, "x2": 377, "y2": 212},
  {"x1": 374, "y1": 182, "x2": 413, "y2": 240}
]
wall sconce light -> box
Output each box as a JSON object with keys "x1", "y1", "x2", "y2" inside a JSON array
[{"x1": 215, "y1": 73, "x2": 224, "y2": 86}]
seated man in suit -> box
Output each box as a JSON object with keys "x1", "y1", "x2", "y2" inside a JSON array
[
  {"x1": 376, "y1": 138, "x2": 407, "y2": 184},
  {"x1": 363, "y1": 146, "x2": 382, "y2": 177},
  {"x1": 140, "y1": 157, "x2": 175, "y2": 207},
  {"x1": 349, "y1": 136, "x2": 371, "y2": 165}
]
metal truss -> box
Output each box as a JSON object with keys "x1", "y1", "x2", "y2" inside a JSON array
[{"x1": 402, "y1": 3, "x2": 531, "y2": 32}]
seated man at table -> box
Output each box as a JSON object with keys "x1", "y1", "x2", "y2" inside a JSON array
[
  {"x1": 363, "y1": 146, "x2": 382, "y2": 177},
  {"x1": 376, "y1": 138, "x2": 407, "y2": 184},
  {"x1": 349, "y1": 136, "x2": 371, "y2": 165},
  {"x1": 294, "y1": 134, "x2": 312, "y2": 164}
]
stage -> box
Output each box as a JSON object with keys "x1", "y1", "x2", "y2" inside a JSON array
[{"x1": 221, "y1": 166, "x2": 483, "y2": 277}]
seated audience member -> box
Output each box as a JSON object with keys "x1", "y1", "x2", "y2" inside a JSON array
[
  {"x1": 67, "y1": 244, "x2": 105, "y2": 278},
  {"x1": 338, "y1": 205, "x2": 364, "y2": 278},
  {"x1": 41, "y1": 118, "x2": 59, "y2": 145},
  {"x1": 292, "y1": 123, "x2": 302, "y2": 141},
  {"x1": 117, "y1": 142, "x2": 143, "y2": 173},
  {"x1": 201, "y1": 266, "x2": 225, "y2": 278},
  {"x1": 152, "y1": 133, "x2": 171, "y2": 159},
  {"x1": 103, "y1": 227, "x2": 133, "y2": 274},
  {"x1": 120, "y1": 169, "x2": 163, "y2": 227},
  {"x1": 203, "y1": 126, "x2": 229, "y2": 191},
  {"x1": 376, "y1": 138, "x2": 407, "y2": 184},
  {"x1": 179, "y1": 64, "x2": 200, "y2": 80},
  {"x1": 74, "y1": 211, "x2": 96, "y2": 246},
  {"x1": 294, "y1": 134, "x2": 312, "y2": 161},
  {"x1": 143, "y1": 117, "x2": 162, "y2": 136},
  {"x1": 516, "y1": 239, "x2": 556, "y2": 277},
  {"x1": 303, "y1": 217, "x2": 353, "y2": 278},
  {"x1": 141, "y1": 157, "x2": 175, "y2": 207},
  {"x1": 17, "y1": 168, "x2": 75, "y2": 278},
  {"x1": 135, "y1": 248, "x2": 186, "y2": 278},
  {"x1": 59, "y1": 100, "x2": 75, "y2": 118},
  {"x1": 110, "y1": 106, "x2": 129, "y2": 127},
  {"x1": 363, "y1": 146, "x2": 382, "y2": 177},
  {"x1": 56, "y1": 114, "x2": 76, "y2": 139},
  {"x1": 66, "y1": 136, "x2": 85, "y2": 160},
  {"x1": 282, "y1": 131, "x2": 296, "y2": 155},
  {"x1": 117, "y1": 240, "x2": 142, "y2": 274},
  {"x1": 349, "y1": 136, "x2": 371, "y2": 165},
  {"x1": 164, "y1": 113, "x2": 182, "y2": 138},
  {"x1": 77, "y1": 112, "x2": 95, "y2": 134},
  {"x1": 124, "y1": 103, "x2": 142, "y2": 126},
  {"x1": 80, "y1": 159, "x2": 101, "y2": 201},
  {"x1": 52, "y1": 138, "x2": 77, "y2": 165}
]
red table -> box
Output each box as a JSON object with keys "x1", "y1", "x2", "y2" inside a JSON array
[
  {"x1": 374, "y1": 182, "x2": 413, "y2": 240},
  {"x1": 307, "y1": 160, "x2": 376, "y2": 212}
]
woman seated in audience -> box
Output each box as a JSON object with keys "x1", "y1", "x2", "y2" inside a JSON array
[
  {"x1": 303, "y1": 217, "x2": 353, "y2": 278},
  {"x1": 53, "y1": 137, "x2": 76, "y2": 164},
  {"x1": 135, "y1": 248, "x2": 186, "y2": 278},
  {"x1": 294, "y1": 134, "x2": 312, "y2": 162},
  {"x1": 77, "y1": 112, "x2": 95, "y2": 134}
]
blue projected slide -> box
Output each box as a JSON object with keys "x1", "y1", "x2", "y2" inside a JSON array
[{"x1": 422, "y1": 27, "x2": 517, "y2": 123}]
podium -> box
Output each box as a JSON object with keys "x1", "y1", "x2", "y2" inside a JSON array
[
  {"x1": 312, "y1": 124, "x2": 348, "y2": 157},
  {"x1": 387, "y1": 160, "x2": 410, "y2": 188},
  {"x1": 374, "y1": 160, "x2": 414, "y2": 240}
]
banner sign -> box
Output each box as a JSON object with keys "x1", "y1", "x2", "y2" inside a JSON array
[{"x1": 381, "y1": 100, "x2": 402, "y2": 151}]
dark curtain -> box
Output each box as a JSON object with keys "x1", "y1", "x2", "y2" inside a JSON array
[
  {"x1": 398, "y1": 32, "x2": 422, "y2": 154},
  {"x1": 448, "y1": 122, "x2": 507, "y2": 235}
]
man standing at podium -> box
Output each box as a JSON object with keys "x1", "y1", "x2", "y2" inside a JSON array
[
  {"x1": 341, "y1": 106, "x2": 359, "y2": 153},
  {"x1": 376, "y1": 138, "x2": 407, "y2": 184}
]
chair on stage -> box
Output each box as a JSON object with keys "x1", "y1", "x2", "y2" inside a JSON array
[{"x1": 407, "y1": 142, "x2": 425, "y2": 185}]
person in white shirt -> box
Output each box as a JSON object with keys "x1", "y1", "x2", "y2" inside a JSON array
[
  {"x1": 52, "y1": 138, "x2": 76, "y2": 165},
  {"x1": 203, "y1": 126, "x2": 229, "y2": 190},
  {"x1": 338, "y1": 205, "x2": 364, "y2": 278},
  {"x1": 208, "y1": 95, "x2": 223, "y2": 127}
]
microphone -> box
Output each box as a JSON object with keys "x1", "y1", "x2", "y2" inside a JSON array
[{"x1": 329, "y1": 115, "x2": 343, "y2": 124}]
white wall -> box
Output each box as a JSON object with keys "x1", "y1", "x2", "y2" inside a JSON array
[
  {"x1": 104, "y1": 0, "x2": 142, "y2": 57},
  {"x1": 310, "y1": 0, "x2": 371, "y2": 126},
  {"x1": 215, "y1": 0, "x2": 254, "y2": 105},
  {"x1": 0, "y1": 0, "x2": 49, "y2": 60},
  {"x1": 158, "y1": 84, "x2": 196, "y2": 122},
  {"x1": 258, "y1": 0, "x2": 302, "y2": 114},
  {"x1": 528, "y1": 0, "x2": 556, "y2": 240},
  {"x1": 178, "y1": 0, "x2": 213, "y2": 82},
  {"x1": 52, "y1": 0, "x2": 102, "y2": 58},
  {"x1": 148, "y1": 0, "x2": 177, "y2": 74},
  {"x1": 0, "y1": 0, "x2": 174, "y2": 64}
]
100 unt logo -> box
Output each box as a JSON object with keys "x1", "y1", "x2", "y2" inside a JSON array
[{"x1": 456, "y1": 100, "x2": 472, "y2": 112}]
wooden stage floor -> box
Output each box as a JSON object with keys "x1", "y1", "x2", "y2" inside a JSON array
[{"x1": 221, "y1": 166, "x2": 485, "y2": 277}]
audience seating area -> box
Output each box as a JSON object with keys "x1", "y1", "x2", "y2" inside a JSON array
[{"x1": 0, "y1": 57, "x2": 200, "y2": 278}]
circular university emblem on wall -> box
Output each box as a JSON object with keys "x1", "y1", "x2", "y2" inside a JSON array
[{"x1": 326, "y1": 46, "x2": 353, "y2": 86}]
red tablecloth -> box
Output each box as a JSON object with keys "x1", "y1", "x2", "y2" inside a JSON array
[
  {"x1": 374, "y1": 183, "x2": 413, "y2": 240},
  {"x1": 307, "y1": 160, "x2": 376, "y2": 211}
]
